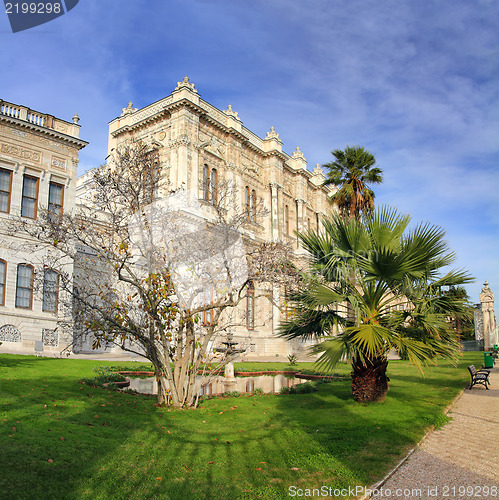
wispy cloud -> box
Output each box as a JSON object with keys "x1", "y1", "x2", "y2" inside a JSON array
[{"x1": 1, "y1": 0, "x2": 497, "y2": 299}]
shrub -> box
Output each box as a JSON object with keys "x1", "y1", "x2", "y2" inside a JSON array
[{"x1": 280, "y1": 381, "x2": 318, "y2": 395}]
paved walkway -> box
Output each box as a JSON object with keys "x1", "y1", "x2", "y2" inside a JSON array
[{"x1": 372, "y1": 365, "x2": 499, "y2": 499}]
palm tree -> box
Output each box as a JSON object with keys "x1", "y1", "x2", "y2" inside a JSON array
[
  {"x1": 323, "y1": 146, "x2": 383, "y2": 218},
  {"x1": 279, "y1": 207, "x2": 473, "y2": 402}
]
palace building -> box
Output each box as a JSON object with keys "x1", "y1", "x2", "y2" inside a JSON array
[
  {"x1": 1, "y1": 79, "x2": 334, "y2": 358},
  {"x1": 77, "y1": 77, "x2": 335, "y2": 358},
  {"x1": 0, "y1": 100, "x2": 87, "y2": 354}
]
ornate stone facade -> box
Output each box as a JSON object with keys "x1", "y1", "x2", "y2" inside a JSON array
[
  {"x1": 0, "y1": 100, "x2": 87, "y2": 353},
  {"x1": 83, "y1": 77, "x2": 336, "y2": 358}
]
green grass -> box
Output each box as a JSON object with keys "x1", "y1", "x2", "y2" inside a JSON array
[{"x1": 0, "y1": 352, "x2": 483, "y2": 499}]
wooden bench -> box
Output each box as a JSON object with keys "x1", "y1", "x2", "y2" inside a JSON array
[{"x1": 468, "y1": 365, "x2": 491, "y2": 390}]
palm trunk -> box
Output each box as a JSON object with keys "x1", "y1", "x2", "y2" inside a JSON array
[{"x1": 351, "y1": 356, "x2": 389, "y2": 403}]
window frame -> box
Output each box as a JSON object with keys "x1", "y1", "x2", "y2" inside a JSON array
[
  {"x1": 21, "y1": 175, "x2": 39, "y2": 219},
  {"x1": 250, "y1": 189, "x2": 256, "y2": 222},
  {"x1": 42, "y1": 268, "x2": 59, "y2": 313},
  {"x1": 202, "y1": 287, "x2": 213, "y2": 326},
  {"x1": 15, "y1": 263, "x2": 34, "y2": 309},
  {"x1": 202, "y1": 164, "x2": 209, "y2": 201},
  {"x1": 0, "y1": 168, "x2": 13, "y2": 214},
  {"x1": 245, "y1": 186, "x2": 250, "y2": 215},
  {"x1": 209, "y1": 168, "x2": 217, "y2": 204},
  {"x1": 0, "y1": 259, "x2": 6, "y2": 306},
  {"x1": 48, "y1": 181, "x2": 64, "y2": 220}
]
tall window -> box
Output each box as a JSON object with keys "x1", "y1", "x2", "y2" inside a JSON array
[
  {"x1": 48, "y1": 182, "x2": 64, "y2": 220},
  {"x1": 284, "y1": 205, "x2": 289, "y2": 236},
  {"x1": 202, "y1": 165, "x2": 218, "y2": 203},
  {"x1": 245, "y1": 186, "x2": 250, "y2": 215},
  {"x1": 244, "y1": 186, "x2": 256, "y2": 221},
  {"x1": 42, "y1": 269, "x2": 59, "y2": 313},
  {"x1": 16, "y1": 264, "x2": 33, "y2": 309},
  {"x1": 0, "y1": 260, "x2": 6, "y2": 306},
  {"x1": 21, "y1": 175, "x2": 39, "y2": 219},
  {"x1": 0, "y1": 168, "x2": 12, "y2": 213},
  {"x1": 246, "y1": 281, "x2": 255, "y2": 330},
  {"x1": 202, "y1": 164, "x2": 209, "y2": 201},
  {"x1": 210, "y1": 168, "x2": 217, "y2": 203},
  {"x1": 250, "y1": 189, "x2": 256, "y2": 222},
  {"x1": 202, "y1": 287, "x2": 213, "y2": 326}
]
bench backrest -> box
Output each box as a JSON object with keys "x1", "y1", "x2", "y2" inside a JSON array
[{"x1": 468, "y1": 365, "x2": 478, "y2": 377}]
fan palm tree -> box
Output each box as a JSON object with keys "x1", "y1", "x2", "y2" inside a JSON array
[
  {"x1": 279, "y1": 207, "x2": 473, "y2": 402},
  {"x1": 323, "y1": 146, "x2": 383, "y2": 218}
]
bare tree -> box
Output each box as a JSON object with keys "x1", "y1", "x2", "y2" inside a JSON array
[{"x1": 13, "y1": 141, "x2": 297, "y2": 408}]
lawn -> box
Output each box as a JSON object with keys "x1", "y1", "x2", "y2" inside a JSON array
[{"x1": 0, "y1": 352, "x2": 483, "y2": 500}]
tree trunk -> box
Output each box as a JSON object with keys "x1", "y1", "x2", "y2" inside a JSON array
[
  {"x1": 351, "y1": 357, "x2": 389, "y2": 403},
  {"x1": 156, "y1": 374, "x2": 171, "y2": 406}
]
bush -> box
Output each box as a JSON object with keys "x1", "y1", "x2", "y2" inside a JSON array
[
  {"x1": 81, "y1": 370, "x2": 127, "y2": 389},
  {"x1": 280, "y1": 381, "x2": 318, "y2": 395}
]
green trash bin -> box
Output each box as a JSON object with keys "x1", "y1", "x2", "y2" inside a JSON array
[{"x1": 484, "y1": 351, "x2": 494, "y2": 369}]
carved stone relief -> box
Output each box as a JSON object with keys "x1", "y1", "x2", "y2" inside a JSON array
[
  {"x1": 1, "y1": 143, "x2": 41, "y2": 163},
  {"x1": 42, "y1": 328, "x2": 58, "y2": 347},
  {"x1": 0, "y1": 324, "x2": 21, "y2": 343}
]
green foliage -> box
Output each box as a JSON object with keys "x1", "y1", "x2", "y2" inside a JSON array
[
  {"x1": 280, "y1": 381, "x2": 319, "y2": 394},
  {"x1": 323, "y1": 145, "x2": 383, "y2": 217},
  {"x1": 287, "y1": 354, "x2": 298, "y2": 366},
  {"x1": 92, "y1": 364, "x2": 154, "y2": 375},
  {"x1": 280, "y1": 207, "x2": 474, "y2": 376},
  {"x1": 81, "y1": 370, "x2": 127, "y2": 389}
]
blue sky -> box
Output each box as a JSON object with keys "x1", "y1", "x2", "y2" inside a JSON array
[{"x1": 1, "y1": 0, "x2": 498, "y2": 301}]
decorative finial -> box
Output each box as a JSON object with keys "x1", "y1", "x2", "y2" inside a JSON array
[
  {"x1": 292, "y1": 146, "x2": 305, "y2": 159},
  {"x1": 175, "y1": 76, "x2": 198, "y2": 93},
  {"x1": 72, "y1": 113, "x2": 80, "y2": 124},
  {"x1": 224, "y1": 104, "x2": 240, "y2": 120},
  {"x1": 265, "y1": 126, "x2": 280, "y2": 140},
  {"x1": 313, "y1": 163, "x2": 325, "y2": 177},
  {"x1": 121, "y1": 100, "x2": 137, "y2": 116}
]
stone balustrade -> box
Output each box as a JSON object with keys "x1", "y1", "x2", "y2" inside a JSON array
[{"x1": 0, "y1": 99, "x2": 81, "y2": 138}]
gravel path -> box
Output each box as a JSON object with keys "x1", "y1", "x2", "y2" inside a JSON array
[{"x1": 370, "y1": 366, "x2": 499, "y2": 500}]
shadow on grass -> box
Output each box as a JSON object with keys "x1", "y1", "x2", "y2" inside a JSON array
[{"x1": 0, "y1": 353, "x2": 482, "y2": 500}]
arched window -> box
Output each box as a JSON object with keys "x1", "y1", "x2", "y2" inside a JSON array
[
  {"x1": 245, "y1": 186, "x2": 250, "y2": 216},
  {"x1": 16, "y1": 264, "x2": 34, "y2": 309},
  {"x1": 284, "y1": 205, "x2": 289, "y2": 236},
  {"x1": 210, "y1": 168, "x2": 218, "y2": 203},
  {"x1": 202, "y1": 165, "x2": 209, "y2": 201},
  {"x1": 0, "y1": 259, "x2": 6, "y2": 306},
  {"x1": 250, "y1": 190, "x2": 256, "y2": 222},
  {"x1": 247, "y1": 281, "x2": 255, "y2": 330}
]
